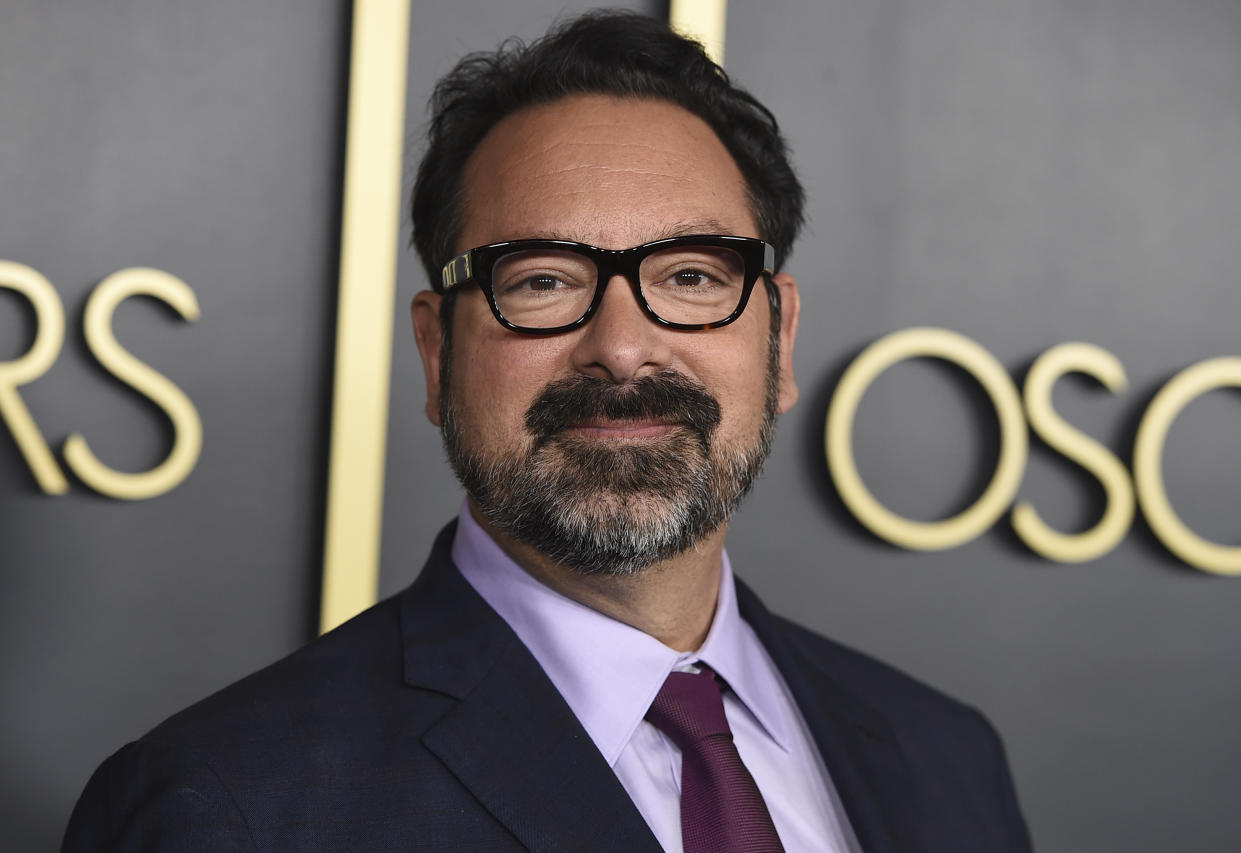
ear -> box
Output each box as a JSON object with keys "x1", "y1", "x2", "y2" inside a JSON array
[
  {"x1": 771, "y1": 272, "x2": 800, "y2": 414},
  {"x1": 411, "y1": 290, "x2": 445, "y2": 427}
]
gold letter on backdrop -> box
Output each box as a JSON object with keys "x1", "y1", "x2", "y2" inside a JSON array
[
  {"x1": 826, "y1": 327, "x2": 1028, "y2": 551},
  {"x1": 1013, "y1": 342, "x2": 1135, "y2": 562},
  {"x1": 62, "y1": 268, "x2": 202, "y2": 500},
  {"x1": 1133, "y1": 357, "x2": 1241, "y2": 575},
  {"x1": 319, "y1": 0, "x2": 411, "y2": 634},
  {"x1": 670, "y1": 0, "x2": 727, "y2": 65},
  {"x1": 0, "y1": 260, "x2": 69, "y2": 494}
]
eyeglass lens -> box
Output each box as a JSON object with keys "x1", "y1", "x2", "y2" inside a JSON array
[{"x1": 490, "y1": 245, "x2": 748, "y2": 329}]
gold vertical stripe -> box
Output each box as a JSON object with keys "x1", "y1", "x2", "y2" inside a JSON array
[
  {"x1": 669, "y1": 0, "x2": 727, "y2": 65},
  {"x1": 320, "y1": 0, "x2": 411, "y2": 634}
]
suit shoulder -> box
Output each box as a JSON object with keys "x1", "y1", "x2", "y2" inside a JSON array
[
  {"x1": 760, "y1": 613, "x2": 1033, "y2": 850},
  {"x1": 767, "y1": 612, "x2": 996, "y2": 733},
  {"x1": 144, "y1": 592, "x2": 412, "y2": 751}
]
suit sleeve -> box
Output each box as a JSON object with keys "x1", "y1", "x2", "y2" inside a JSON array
[{"x1": 62, "y1": 741, "x2": 256, "y2": 853}]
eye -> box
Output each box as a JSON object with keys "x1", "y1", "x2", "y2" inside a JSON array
[
  {"x1": 641, "y1": 246, "x2": 745, "y2": 294},
  {"x1": 670, "y1": 269, "x2": 719, "y2": 288},
  {"x1": 650, "y1": 266, "x2": 729, "y2": 292},
  {"x1": 492, "y1": 249, "x2": 595, "y2": 299},
  {"x1": 502, "y1": 274, "x2": 567, "y2": 295}
]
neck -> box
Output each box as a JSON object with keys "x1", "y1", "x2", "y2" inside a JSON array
[{"x1": 468, "y1": 501, "x2": 725, "y2": 652}]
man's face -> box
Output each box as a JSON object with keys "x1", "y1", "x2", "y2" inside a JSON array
[{"x1": 413, "y1": 94, "x2": 800, "y2": 574}]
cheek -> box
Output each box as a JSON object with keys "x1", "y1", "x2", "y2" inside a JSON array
[
  {"x1": 681, "y1": 324, "x2": 773, "y2": 436},
  {"x1": 450, "y1": 326, "x2": 571, "y2": 442}
]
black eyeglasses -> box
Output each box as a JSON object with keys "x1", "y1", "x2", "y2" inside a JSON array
[{"x1": 440, "y1": 234, "x2": 775, "y2": 335}]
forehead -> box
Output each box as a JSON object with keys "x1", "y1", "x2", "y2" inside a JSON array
[{"x1": 456, "y1": 94, "x2": 757, "y2": 252}]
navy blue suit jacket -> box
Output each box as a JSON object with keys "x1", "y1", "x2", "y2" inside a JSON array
[{"x1": 64, "y1": 523, "x2": 1033, "y2": 851}]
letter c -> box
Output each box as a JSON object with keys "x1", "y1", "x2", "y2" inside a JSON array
[
  {"x1": 826, "y1": 328, "x2": 1028, "y2": 550},
  {"x1": 1133, "y1": 357, "x2": 1241, "y2": 575}
]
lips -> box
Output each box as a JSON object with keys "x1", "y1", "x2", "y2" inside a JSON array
[{"x1": 564, "y1": 419, "x2": 679, "y2": 439}]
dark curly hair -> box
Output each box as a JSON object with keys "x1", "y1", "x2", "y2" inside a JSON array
[{"x1": 410, "y1": 9, "x2": 805, "y2": 291}]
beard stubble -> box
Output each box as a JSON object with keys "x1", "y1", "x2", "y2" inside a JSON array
[{"x1": 440, "y1": 322, "x2": 780, "y2": 576}]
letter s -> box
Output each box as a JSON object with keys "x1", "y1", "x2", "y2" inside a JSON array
[
  {"x1": 1012, "y1": 343, "x2": 1135, "y2": 562},
  {"x1": 62, "y1": 268, "x2": 202, "y2": 500}
]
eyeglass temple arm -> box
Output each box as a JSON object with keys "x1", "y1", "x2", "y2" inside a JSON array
[{"x1": 441, "y1": 253, "x2": 472, "y2": 290}]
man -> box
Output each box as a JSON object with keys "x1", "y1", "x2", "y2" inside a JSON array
[{"x1": 65, "y1": 11, "x2": 1032, "y2": 852}]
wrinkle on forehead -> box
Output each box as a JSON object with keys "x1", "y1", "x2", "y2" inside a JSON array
[
  {"x1": 485, "y1": 147, "x2": 737, "y2": 202},
  {"x1": 458, "y1": 95, "x2": 757, "y2": 251}
]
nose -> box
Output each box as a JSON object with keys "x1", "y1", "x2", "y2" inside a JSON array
[{"x1": 569, "y1": 274, "x2": 674, "y2": 383}]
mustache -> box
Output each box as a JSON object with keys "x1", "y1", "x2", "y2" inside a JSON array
[{"x1": 525, "y1": 371, "x2": 722, "y2": 448}]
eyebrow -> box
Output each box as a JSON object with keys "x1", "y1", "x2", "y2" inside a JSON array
[
  {"x1": 660, "y1": 219, "x2": 735, "y2": 238},
  {"x1": 532, "y1": 219, "x2": 738, "y2": 245}
]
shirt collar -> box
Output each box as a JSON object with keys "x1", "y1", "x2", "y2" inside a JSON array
[{"x1": 450, "y1": 501, "x2": 793, "y2": 765}]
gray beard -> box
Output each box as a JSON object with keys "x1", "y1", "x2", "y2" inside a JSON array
[{"x1": 441, "y1": 363, "x2": 778, "y2": 577}]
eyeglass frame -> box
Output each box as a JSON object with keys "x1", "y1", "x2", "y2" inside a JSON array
[{"x1": 439, "y1": 234, "x2": 776, "y2": 335}]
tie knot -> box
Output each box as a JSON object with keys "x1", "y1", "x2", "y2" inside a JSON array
[{"x1": 645, "y1": 666, "x2": 731, "y2": 750}]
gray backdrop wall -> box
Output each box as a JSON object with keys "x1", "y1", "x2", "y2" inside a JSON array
[{"x1": 3, "y1": 2, "x2": 1239, "y2": 851}]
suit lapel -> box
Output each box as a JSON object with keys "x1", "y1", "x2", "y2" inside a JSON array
[
  {"x1": 737, "y1": 580, "x2": 914, "y2": 853},
  {"x1": 399, "y1": 526, "x2": 662, "y2": 853}
]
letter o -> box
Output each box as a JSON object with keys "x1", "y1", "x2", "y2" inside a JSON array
[
  {"x1": 1133, "y1": 357, "x2": 1241, "y2": 575},
  {"x1": 826, "y1": 328, "x2": 1028, "y2": 551}
]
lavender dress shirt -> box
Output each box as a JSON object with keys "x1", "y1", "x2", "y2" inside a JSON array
[{"x1": 452, "y1": 503, "x2": 861, "y2": 853}]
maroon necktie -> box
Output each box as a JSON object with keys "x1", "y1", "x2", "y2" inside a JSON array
[{"x1": 646, "y1": 665, "x2": 785, "y2": 853}]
